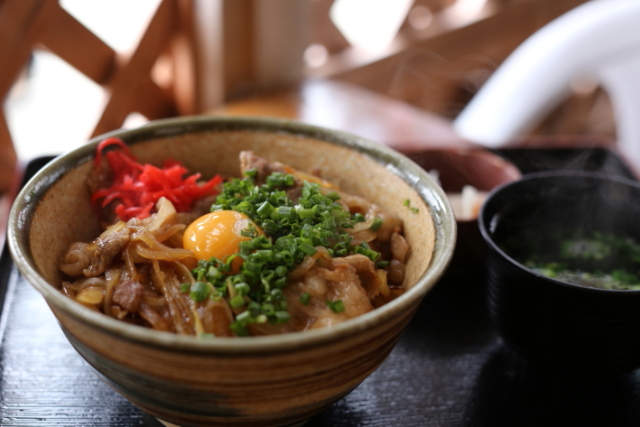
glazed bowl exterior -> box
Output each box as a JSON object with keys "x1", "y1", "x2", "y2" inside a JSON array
[
  {"x1": 479, "y1": 171, "x2": 640, "y2": 375},
  {"x1": 8, "y1": 116, "x2": 456, "y2": 426}
]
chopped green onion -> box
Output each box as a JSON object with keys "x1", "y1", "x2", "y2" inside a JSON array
[
  {"x1": 403, "y1": 198, "x2": 419, "y2": 213},
  {"x1": 274, "y1": 206, "x2": 295, "y2": 220},
  {"x1": 266, "y1": 172, "x2": 295, "y2": 187},
  {"x1": 190, "y1": 281, "x2": 210, "y2": 302},
  {"x1": 253, "y1": 250, "x2": 274, "y2": 262},
  {"x1": 240, "y1": 222, "x2": 259, "y2": 238},
  {"x1": 370, "y1": 217, "x2": 383, "y2": 231},
  {"x1": 261, "y1": 303, "x2": 276, "y2": 316},
  {"x1": 295, "y1": 205, "x2": 316, "y2": 219},
  {"x1": 354, "y1": 245, "x2": 381, "y2": 262},
  {"x1": 180, "y1": 283, "x2": 190, "y2": 293},
  {"x1": 325, "y1": 300, "x2": 345, "y2": 313},
  {"x1": 229, "y1": 294, "x2": 245, "y2": 308},
  {"x1": 257, "y1": 201, "x2": 274, "y2": 218},
  {"x1": 206, "y1": 266, "x2": 222, "y2": 281},
  {"x1": 247, "y1": 301, "x2": 261, "y2": 318},
  {"x1": 229, "y1": 321, "x2": 249, "y2": 337},
  {"x1": 243, "y1": 168, "x2": 257, "y2": 178},
  {"x1": 238, "y1": 240, "x2": 253, "y2": 255},
  {"x1": 236, "y1": 310, "x2": 253, "y2": 325},
  {"x1": 299, "y1": 292, "x2": 311, "y2": 305},
  {"x1": 272, "y1": 311, "x2": 291, "y2": 324},
  {"x1": 299, "y1": 242, "x2": 317, "y2": 256},
  {"x1": 234, "y1": 282, "x2": 250, "y2": 296}
]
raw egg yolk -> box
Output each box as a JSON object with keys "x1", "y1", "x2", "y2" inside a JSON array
[{"x1": 183, "y1": 211, "x2": 262, "y2": 270}]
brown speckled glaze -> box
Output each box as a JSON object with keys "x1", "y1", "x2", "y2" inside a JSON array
[
  {"x1": 401, "y1": 148, "x2": 521, "y2": 263},
  {"x1": 8, "y1": 116, "x2": 456, "y2": 427}
]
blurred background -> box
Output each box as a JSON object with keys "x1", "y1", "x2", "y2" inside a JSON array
[{"x1": 0, "y1": 0, "x2": 613, "y2": 195}]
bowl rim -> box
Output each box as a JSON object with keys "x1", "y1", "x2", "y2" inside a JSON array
[
  {"x1": 400, "y1": 147, "x2": 522, "y2": 224},
  {"x1": 478, "y1": 169, "x2": 640, "y2": 294},
  {"x1": 8, "y1": 115, "x2": 457, "y2": 353}
]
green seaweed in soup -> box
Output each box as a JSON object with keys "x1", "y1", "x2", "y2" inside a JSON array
[
  {"x1": 525, "y1": 261, "x2": 640, "y2": 290},
  {"x1": 503, "y1": 231, "x2": 640, "y2": 290}
]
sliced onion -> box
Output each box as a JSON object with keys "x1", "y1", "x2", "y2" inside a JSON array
[
  {"x1": 99, "y1": 221, "x2": 126, "y2": 239},
  {"x1": 76, "y1": 286, "x2": 104, "y2": 305},
  {"x1": 143, "y1": 293, "x2": 167, "y2": 308},
  {"x1": 148, "y1": 197, "x2": 177, "y2": 232},
  {"x1": 103, "y1": 268, "x2": 121, "y2": 316},
  {"x1": 153, "y1": 224, "x2": 185, "y2": 242},
  {"x1": 288, "y1": 247, "x2": 332, "y2": 280},
  {"x1": 376, "y1": 269, "x2": 390, "y2": 299},
  {"x1": 134, "y1": 231, "x2": 194, "y2": 260},
  {"x1": 136, "y1": 244, "x2": 194, "y2": 261}
]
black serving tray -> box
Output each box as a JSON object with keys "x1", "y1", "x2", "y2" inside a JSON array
[{"x1": 2, "y1": 149, "x2": 640, "y2": 427}]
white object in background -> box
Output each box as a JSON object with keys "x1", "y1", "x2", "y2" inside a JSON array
[
  {"x1": 330, "y1": 0, "x2": 414, "y2": 52},
  {"x1": 452, "y1": 0, "x2": 640, "y2": 175}
]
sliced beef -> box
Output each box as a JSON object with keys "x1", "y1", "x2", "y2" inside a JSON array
[
  {"x1": 83, "y1": 227, "x2": 131, "y2": 277},
  {"x1": 240, "y1": 151, "x2": 291, "y2": 184},
  {"x1": 333, "y1": 254, "x2": 381, "y2": 300},
  {"x1": 239, "y1": 151, "x2": 304, "y2": 201},
  {"x1": 139, "y1": 301, "x2": 173, "y2": 332},
  {"x1": 60, "y1": 242, "x2": 94, "y2": 277},
  {"x1": 249, "y1": 260, "x2": 374, "y2": 335},
  {"x1": 112, "y1": 279, "x2": 144, "y2": 312}
]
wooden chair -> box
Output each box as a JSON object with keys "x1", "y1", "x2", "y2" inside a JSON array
[
  {"x1": 0, "y1": 0, "x2": 204, "y2": 250},
  {"x1": 213, "y1": 0, "x2": 595, "y2": 144},
  {"x1": 325, "y1": 0, "x2": 591, "y2": 119},
  {"x1": 1, "y1": 0, "x2": 598, "y2": 191},
  {"x1": 214, "y1": 0, "x2": 596, "y2": 154},
  {"x1": 0, "y1": 0, "x2": 199, "y2": 195}
]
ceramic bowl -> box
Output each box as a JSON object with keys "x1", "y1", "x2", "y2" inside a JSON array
[
  {"x1": 479, "y1": 171, "x2": 640, "y2": 375},
  {"x1": 8, "y1": 116, "x2": 456, "y2": 426}
]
